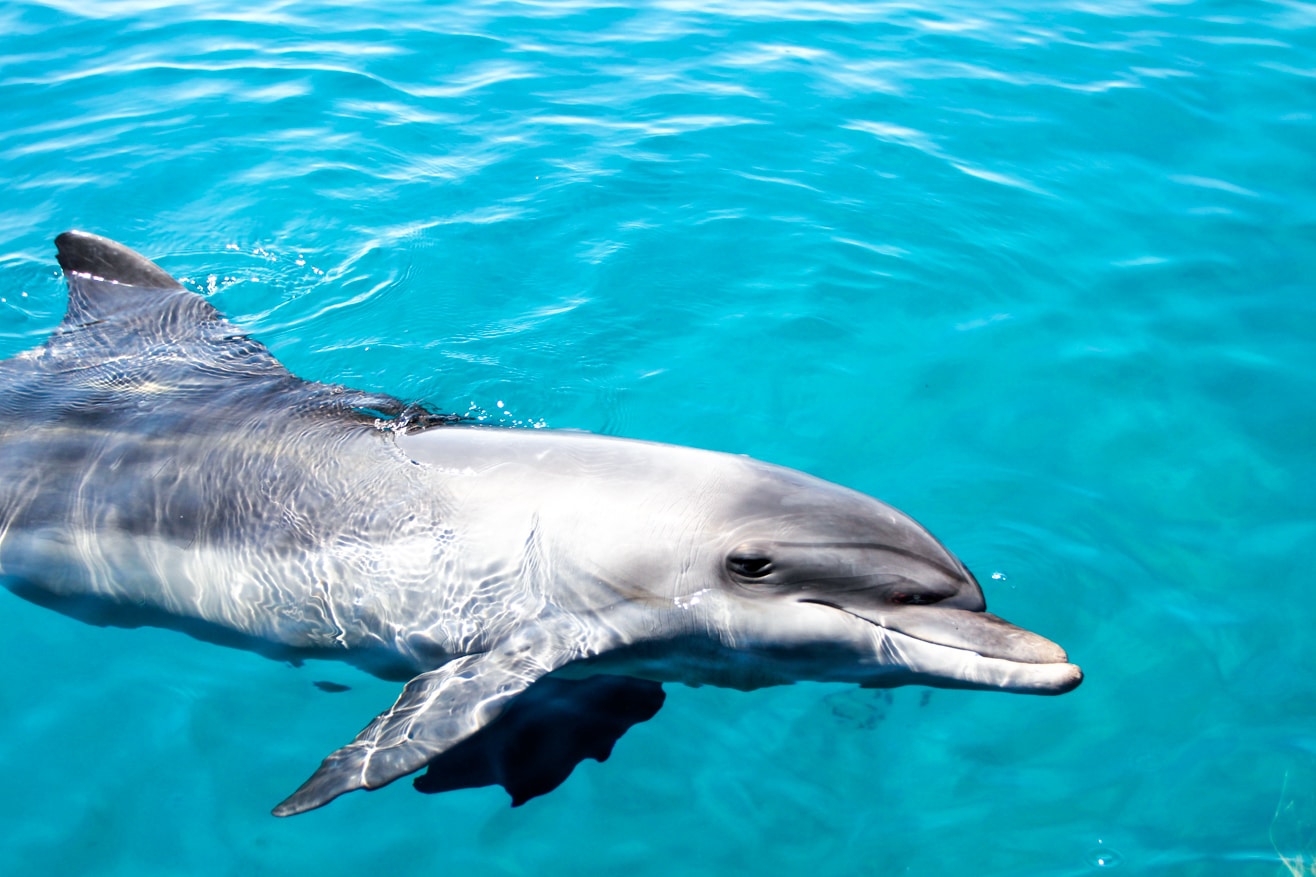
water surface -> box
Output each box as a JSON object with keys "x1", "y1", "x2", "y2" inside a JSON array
[{"x1": 1, "y1": 1, "x2": 1314, "y2": 874}]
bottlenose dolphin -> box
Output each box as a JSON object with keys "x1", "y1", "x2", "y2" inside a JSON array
[{"x1": 0, "y1": 232, "x2": 1082, "y2": 816}]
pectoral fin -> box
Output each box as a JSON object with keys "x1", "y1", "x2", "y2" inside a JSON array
[{"x1": 274, "y1": 642, "x2": 558, "y2": 816}]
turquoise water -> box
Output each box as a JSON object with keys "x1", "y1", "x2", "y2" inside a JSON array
[{"x1": 1, "y1": 0, "x2": 1314, "y2": 873}]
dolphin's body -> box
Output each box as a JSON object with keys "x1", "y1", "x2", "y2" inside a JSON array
[{"x1": 0, "y1": 232, "x2": 1081, "y2": 815}]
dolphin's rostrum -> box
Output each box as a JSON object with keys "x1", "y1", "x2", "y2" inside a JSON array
[{"x1": 0, "y1": 232, "x2": 1082, "y2": 816}]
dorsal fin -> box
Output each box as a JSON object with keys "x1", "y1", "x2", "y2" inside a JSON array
[
  {"x1": 52, "y1": 230, "x2": 226, "y2": 337},
  {"x1": 42, "y1": 231, "x2": 451, "y2": 428},
  {"x1": 55, "y1": 230, "x2": 182, "y2": 292}
]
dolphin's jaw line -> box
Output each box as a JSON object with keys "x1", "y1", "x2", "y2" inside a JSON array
[
  {"x1": 799, "y1": 597, "x2": 1069, "y2": 662},
  {"x1": 797, "y1": 599, "x2": 1082, "y2": 694}
]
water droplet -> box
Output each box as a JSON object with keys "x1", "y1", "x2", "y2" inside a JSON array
[
  {"x1": 496, "y1": 400, "x2": 505, "y2": 409},
  {"x1": 991, "y1": 571, "x2": 1007, "y2": 581},
  {"x1": 1088, "y1": 842, "x2": 1123, "y2": 868}
]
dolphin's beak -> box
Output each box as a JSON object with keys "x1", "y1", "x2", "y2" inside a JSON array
[
  {"x1": 818, "y1": 602, "x2": 1083, "y2": 695},
  {"x1": 865, "y1": 606, "x2": 1071, "y2": 665}
]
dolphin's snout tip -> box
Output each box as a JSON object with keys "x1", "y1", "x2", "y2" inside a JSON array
[
  {"x1": 1007, "y1": 627, "x2": 1085, "y2": 695},
  {"x1": 1030, "y1": 661, "x2": 1083, "y2": 695},
  {"x1": 1011, "y1": 631, "x2": 1082, "y2": 694},
  {"x1": 1056, "y1": 662, "x2": 1083, "y2": 693}
]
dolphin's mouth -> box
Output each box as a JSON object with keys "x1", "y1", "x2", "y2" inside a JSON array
[{"x1": 802, "y1": 599, "x2": 1084, "y2": 695}]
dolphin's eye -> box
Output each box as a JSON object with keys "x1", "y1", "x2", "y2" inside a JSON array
[
  {"x1": 891, "y1": 591, "x2": 945, "y2": 606},
  {"x1": 728, "y1": 553, "x2": 775, "y2": 579}
]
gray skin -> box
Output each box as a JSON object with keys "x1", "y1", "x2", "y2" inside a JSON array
[{"x1": 0, "y1": 232, "x2": 1082, "y2": 816}]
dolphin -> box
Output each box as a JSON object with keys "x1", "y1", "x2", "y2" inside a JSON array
[{"x1": 0, "y1": 231, "x2": 1082, "y2": 816}]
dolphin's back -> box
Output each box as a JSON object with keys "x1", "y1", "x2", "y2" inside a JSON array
[{"x1": 0, "y1": 233, "x2": 445, "y2": 652}]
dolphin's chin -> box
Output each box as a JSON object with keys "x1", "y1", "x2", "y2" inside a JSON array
[{"x1": 808, "y1": 602, "x2": 1083, "y2": 696}]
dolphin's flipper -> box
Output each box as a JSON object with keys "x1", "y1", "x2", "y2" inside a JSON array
[
  {"x1": 414, "y1": 675, "x2": 666, "y2": 805},
  {"x1": 273, "y1": 630, "x2": 587, "y2": 816}
]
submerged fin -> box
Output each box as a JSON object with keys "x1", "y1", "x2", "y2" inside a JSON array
[
  {"x1": 273, "y1": 628, "x2": 583, "y2": 816},
  {"x1": 414, "y1": 675, "x2": 665, "y2": 806}
]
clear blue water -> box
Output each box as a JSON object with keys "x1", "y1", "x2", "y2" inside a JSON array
[{"x1": 1, "y1": 0, "x2": 1314, "y2": 873}]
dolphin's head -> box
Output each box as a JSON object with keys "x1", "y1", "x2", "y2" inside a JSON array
[
  {"x1": 395, "y1": 426, "x2": 1080, "y2": 698},
  {"x1": 668, "y1": 457, "x2": 1082, "y2": 696}
]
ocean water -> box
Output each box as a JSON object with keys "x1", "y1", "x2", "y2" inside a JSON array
[{"x1": 1, "y1": 0, "x2": 1314, "y2": 873}]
